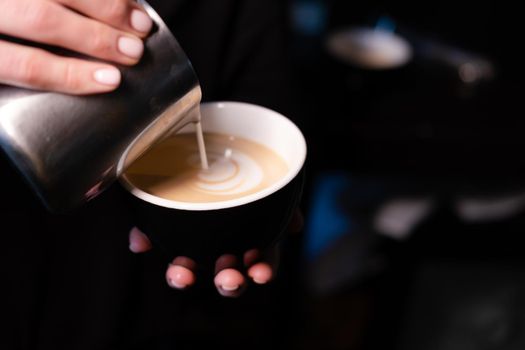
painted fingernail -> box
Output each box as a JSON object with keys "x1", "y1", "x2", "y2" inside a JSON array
[
  {"x1": 128, "y1": 241, "x2": 141, "y2": 253},
  {"x1": 220, "y1": 284, "x2": 240, "y2": 292},
  {"x1": 248, "y1": 263, "x2": 273, "y2": 284},
  {"x1": 130, "y1": 9, "x2": 153, "y2": 33},
  {"x1": 118, "y1": 36, "x2": 144, "y2": 59},
  {"x1": 167, "y1": 278, "x2": 187, "y2": 289},
  {"x1": 93, "y1": 67, "x2": 121, "y2": 86}
]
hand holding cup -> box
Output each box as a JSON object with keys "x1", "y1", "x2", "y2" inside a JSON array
[{"x1": 121, "y1": 102, "x2": 307, "y2": 295}]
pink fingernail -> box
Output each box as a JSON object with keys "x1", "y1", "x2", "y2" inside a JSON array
[
  {"x1": 130, "y1": 9, "x2": 153, "y2": 33},
  {"x1": 220, "y1": 284, "x2": 239, "y2": 292},
  {"x1": 252, "y1": 278, "x2": 268, "y2": 285},
  {"x1": 128, "y1": 242, "x2": 140, "y2": 253},
  {"x1": 168, "y1": 279, "x2": 187, "y2": 289},
  {"x1": 118, "y1": 36, "x2": 144, "y2": 59},
  {"x1": 93, "y1": 67, "x2": 121, "y2": 86}
]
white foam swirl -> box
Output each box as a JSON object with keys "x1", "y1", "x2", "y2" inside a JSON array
[{"x1": 187, "y1": 148, "x2": 263, "y2": 196}]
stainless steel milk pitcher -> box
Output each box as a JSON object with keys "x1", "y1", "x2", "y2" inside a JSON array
[{"x1": 0, "y1": 1, "x2": 201, "y2": 212}]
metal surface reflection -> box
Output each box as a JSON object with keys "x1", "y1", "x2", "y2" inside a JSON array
[{"x1": 0, "y1": 1, "x2": 201, "y2": 212}]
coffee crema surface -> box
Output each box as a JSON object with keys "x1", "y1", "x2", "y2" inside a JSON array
[{"x1": 125, "y1": 132, "x2": 289, "y2": 203}]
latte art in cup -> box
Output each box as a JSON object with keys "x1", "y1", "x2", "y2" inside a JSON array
[
  {"x1": 125, "y1": 132, "x2": 289, "y2": 203},
  {"x1": 119, "y1": 102, "x2": 306, "y2": 266}
]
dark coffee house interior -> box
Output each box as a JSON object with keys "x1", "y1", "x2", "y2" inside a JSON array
[
  {"x1": 133, "y1": 1, "x2": 525, "y2": 349},
  {"x1": 3, "y1": 0, "x2": 525, "y2": 349},
  {"x1": 214, "y1": 1, "x2": 525, "y2": 349},
  {"x1": 291, "y1": 1, "x2": 525, "y2": 349}
]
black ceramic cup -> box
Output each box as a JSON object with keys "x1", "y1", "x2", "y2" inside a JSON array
[{"x1": 119, "y1": 102, "x2": 307, "y2": 271}]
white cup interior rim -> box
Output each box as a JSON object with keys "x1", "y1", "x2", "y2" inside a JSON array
[{"x1": 119, "y1": 101, "x2": 307, "y2": 211}]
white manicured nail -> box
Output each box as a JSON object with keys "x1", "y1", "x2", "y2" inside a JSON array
[
  {"x1": 93, "y1": 68, "x2": 121, "y2": 86},
  {"x1": 220, "y1": 284, "x2": 239, "y2": 292},
  {"x1": 168, "y1": 279, "x2": 187, "y2": 289},
  {"x1": 252, "y1": 278, "x2": 267, "y2": 285},
  {"x1": 130, "y1": 9, "x2": 153, "y2": 33},
  {"x1": 118, "y1": 36, "x2": 144, "y2": 59}
]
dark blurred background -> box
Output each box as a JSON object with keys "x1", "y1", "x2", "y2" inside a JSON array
[
  {"x1": 278, "y1": 0, "x2": 525, "y2": 349},
  {"x1": 129, "y1": 1, "x2": 525, "y2": 349}
]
